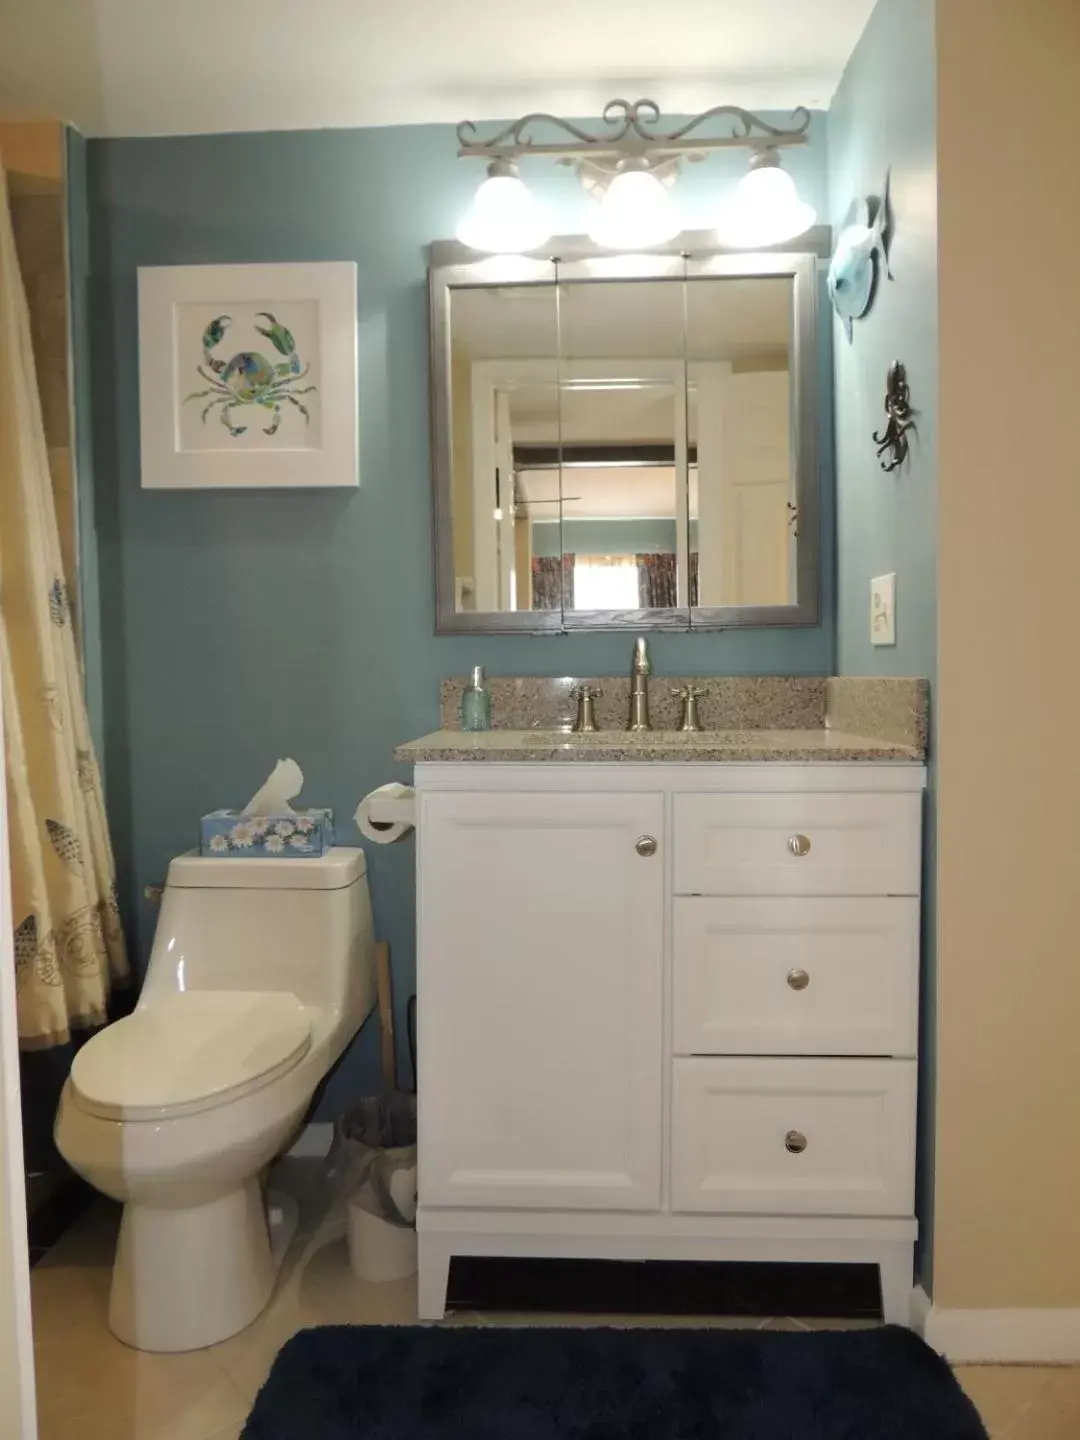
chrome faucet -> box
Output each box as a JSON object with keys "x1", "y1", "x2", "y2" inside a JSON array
[{"x1": 627, "y1": 636, "x2": 652, "y2": 731}]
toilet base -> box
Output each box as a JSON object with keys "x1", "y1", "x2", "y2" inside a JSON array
[{"x1": 108, "y1": 1179, "x2": 294, "y2": 1352}]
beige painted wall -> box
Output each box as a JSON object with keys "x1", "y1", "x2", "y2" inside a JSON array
[{"x1": 934, "y1": 0, "x2": 1080, "y2": 1308}]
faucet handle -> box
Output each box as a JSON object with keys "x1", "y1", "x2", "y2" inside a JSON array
[
  {"x1": 672, "y1": 685, "x2": 706, "y2": 733},
  {"x1": 570, "y1": 684, "x2": 602, "y2": 733}
]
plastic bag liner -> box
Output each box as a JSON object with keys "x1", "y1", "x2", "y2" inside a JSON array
[{"x1": 324, "y1": 1091, "x2": 417, "y2": 1229}]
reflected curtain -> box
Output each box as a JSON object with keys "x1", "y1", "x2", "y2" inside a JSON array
[
  {"x1": 531, "y1": 554, "x2": 574, "y2": 611},
  {"x1": 636, "y1": 552, "x2": 678, "y2": 609},
  {"x1": 0, "y1": 164, "x2": 129, "y2": 1049}
]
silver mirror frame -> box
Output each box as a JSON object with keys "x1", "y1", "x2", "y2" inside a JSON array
[{"x1": 429, "y1": 228, "x2": 829, "y2": 635}]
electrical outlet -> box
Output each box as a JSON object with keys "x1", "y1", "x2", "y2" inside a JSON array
[{"x1": 871, "y1": 574, "x2": 896, "y2": 646}]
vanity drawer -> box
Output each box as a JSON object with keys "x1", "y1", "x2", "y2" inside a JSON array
[
  {"x1": 673, "y1": 792, "x2": 922, "y2": 896},
  {"x1": 673, "y1": 897, "x2": 919, "y2": 1057},
  {"x1": 671, "y1": 1057, "x2": 917, "y2": 1216}
]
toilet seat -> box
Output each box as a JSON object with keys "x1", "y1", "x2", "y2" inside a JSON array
[{"x1": 71, "y1": 991, "x2": 312, "y2": 1122}]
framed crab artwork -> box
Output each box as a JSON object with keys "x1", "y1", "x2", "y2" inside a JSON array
[{"x1": 137, "y1": 261, "x2": 358, "y2": 488}]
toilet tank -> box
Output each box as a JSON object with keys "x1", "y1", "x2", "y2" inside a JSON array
[{"x1": 142, "y1": 848, "x2": 375, "y2": 1027}]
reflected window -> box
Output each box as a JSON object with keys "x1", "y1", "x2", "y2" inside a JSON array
[{"x1": 572, "y1": 555, "x2": 640, "y2": 611}]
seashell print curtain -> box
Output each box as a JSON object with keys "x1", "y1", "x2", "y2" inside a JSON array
[
  {"x1": 0, "y1": 164, "x2": 129, "y2": 1048},
  {"x1": 636, "y1": 552, "x2": 679, "y2": 609},
  {"x1": 531, "y1": 554, "x2": 574, "y2": 611}
]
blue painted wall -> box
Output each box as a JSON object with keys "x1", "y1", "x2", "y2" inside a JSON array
[
  {"x1": 79, "y1": 117, "x2": 833, "y2": 1115},
  {"x1": 828, "y1": 0, "x2": 938, "y2": 1288},
  {"x1": 65, "y1": 128, "x2": 106, "y2": 762},
  {"x1": 531, "y1": 519, "x2": 678, "y2": 558}
]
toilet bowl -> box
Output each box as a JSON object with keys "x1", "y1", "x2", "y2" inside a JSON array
[{"x1": 55, "y1": 847, "x2": 375, "y2": 1353}]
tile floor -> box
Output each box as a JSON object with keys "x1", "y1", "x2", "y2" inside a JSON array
[{"x1": 29, "y1": 1160, "x2": 1078, "y2": 1440}]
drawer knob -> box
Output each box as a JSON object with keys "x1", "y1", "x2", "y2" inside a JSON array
[
  {"x1": 787, "y1": 968, "x2": 810, "y2": 991},
  {"x1": 635, "y1": 835, "x2": 658, "y2": 858},
  {"x1": 785, "y1": 1130, "x2": 808, "y2": 1155},
  {"x1": 788, "y1": 833, "x2": 811, "y2": 857}
]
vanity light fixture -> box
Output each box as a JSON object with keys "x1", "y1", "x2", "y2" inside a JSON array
[
  {"x1": 455, "y1": 99, "x2": 815, "y2": 254},
  {"x1": 715, "y1": 147, "x2": 818, "y2": 249},
  {"x1": 586, "y1": 158, "x2": 680, "y2": 250},
  {"x1": 455, "y1": 159, "x2": 552, "y2": 254}
]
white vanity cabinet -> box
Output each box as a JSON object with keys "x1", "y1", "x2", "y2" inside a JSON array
[
  {"x1": 411, "y1": 762, "x2": 925, "y2": 1325},
  {"x1": 418, "y1": 791, "x2": 665, "y2": 1212}
]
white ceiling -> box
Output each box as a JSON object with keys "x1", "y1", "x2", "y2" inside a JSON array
[
  {"x1": 0, "y1": 0, "x2": 875, "y2": 138},
  {"x1": 521, "y1": 467, "x2": 678, "y2": 522}
]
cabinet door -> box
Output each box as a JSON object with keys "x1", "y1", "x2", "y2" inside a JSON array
[{"x1": 418, "y1": 790, "x2": 665, "y2": 1210}]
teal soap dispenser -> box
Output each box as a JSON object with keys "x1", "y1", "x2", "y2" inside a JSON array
[{"x1": 460, "y1": 665, "x2": 492, "y2": 732}]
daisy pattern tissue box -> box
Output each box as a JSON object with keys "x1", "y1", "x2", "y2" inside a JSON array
[{"x1": 200, "y1": 809, "x2": 334, "y2": 858}]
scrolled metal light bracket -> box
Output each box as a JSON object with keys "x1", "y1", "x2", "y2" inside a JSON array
[{"x1": 456, "y1": 99, "x2": 812, "y2": 163}]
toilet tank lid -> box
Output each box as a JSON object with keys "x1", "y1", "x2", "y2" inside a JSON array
[{"x1": 167, "y1": 846, "x2": 366, "y2": 890}]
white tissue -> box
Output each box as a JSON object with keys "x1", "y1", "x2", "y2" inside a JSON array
[
  {"x1": 243, "y1": 758, "x2": 304, "y2": 817},
  {"x1": 355, "y1": 783, "x2": 416, "y2": 845}
]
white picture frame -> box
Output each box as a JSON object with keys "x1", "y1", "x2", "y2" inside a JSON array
[{"x1": 138, "y1": 261, "x2": 358, "y2": 489}]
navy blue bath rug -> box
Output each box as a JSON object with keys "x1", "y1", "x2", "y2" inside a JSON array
[{"x1": 241, "y1": 1323, "x2": 987, "y2": 1439}]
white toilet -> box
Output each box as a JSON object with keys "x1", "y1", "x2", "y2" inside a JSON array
[{"x1": 54, "y1": 846, "x2": 375, "y2": 1353}]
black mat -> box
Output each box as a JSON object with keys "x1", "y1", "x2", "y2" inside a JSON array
[{"x1": 242, "y1": 1323, "x2": 987, "y2": 1439}]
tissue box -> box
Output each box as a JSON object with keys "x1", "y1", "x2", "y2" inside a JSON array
[{"x1": 200, "y1": 809, "x2": 334, "y2": 858}]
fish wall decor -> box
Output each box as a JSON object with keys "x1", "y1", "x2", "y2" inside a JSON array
[{"x1": 828, "y1": 173, "x2": 892, "y2": 341}]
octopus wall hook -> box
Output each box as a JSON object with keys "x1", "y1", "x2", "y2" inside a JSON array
[{"x1": 874, "y1": 361, "x2": 916, "y2": 472}]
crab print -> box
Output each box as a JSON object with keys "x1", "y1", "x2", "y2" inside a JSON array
[{"x1": 184, "y1": 312, "x2": 316, "y2": 437}]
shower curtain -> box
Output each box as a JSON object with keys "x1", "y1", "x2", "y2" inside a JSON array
[
  {"x1": 636, "y1": 552, "x2": 679, "y2": 609},
  {"x1": 0, "y1": 163, "x2": 129, "y2": 1050},
  {"x1": 531, "y1": 554, "x2": 574, "y2": 611}
]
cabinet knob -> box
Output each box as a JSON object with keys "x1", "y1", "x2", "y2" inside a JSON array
[
  {"x1": 635, "y1": 835, "x2": 658, "y2": 857},
  {"x1": 787, "y1": 834, "x2": 811, "y2": 857},
  {"x1": 786, "y1": 968, "x2": 810, "y2": 991},
  {"x1": 785, "y1": 1130, "x2": 808, "y2": 1155}
]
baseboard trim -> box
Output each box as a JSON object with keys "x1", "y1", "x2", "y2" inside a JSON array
[
  {"x1": 910, "y1": 1284, "x2": 932, "y2": 1337},
  {"x1": 918, "y1": 1295, "x2": 1080, "y2": 1363},
  {"x1": 285, "y1": 1122, "x2": 333, "y2": 1159}
]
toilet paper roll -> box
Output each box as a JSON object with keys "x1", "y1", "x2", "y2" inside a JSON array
[{"x1": 355, "y1": 783, "x2": 416, "y2": 845}]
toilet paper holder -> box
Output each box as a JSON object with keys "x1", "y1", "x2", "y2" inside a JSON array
[
  {"x1": 364, "y1": 791, "x2": 416, "y2": 827},
  {"x1": 355, "y1": 783, "x2": 417, "y2": 845}
]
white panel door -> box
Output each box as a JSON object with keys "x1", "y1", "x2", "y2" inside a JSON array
[
  {"x1": 674, "y1": 792, "x2": 922, "y2": 896},
  {"x1": 696, "y1": 368, "x2": 792, "y2": 607},
  {"x1": 673, "y1": 897, "x2": 919, "y2": 1057},
  {"x1": 672, "y1": 1057, "x2": 917, "y2": 1216},
  {"x1": 418, "y1": 790, "x2": 665, "y2": 1210}
]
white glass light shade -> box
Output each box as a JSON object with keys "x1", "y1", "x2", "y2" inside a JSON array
[
  {"x1": 588, "y1": 167, "x2": 680, "y2": 250},
  {"x1": 456, "y1": 171, "x2": 550, "y2": 254},
  {"x1": 715, "y1": 162, "x2": 816, "y2": 249}
]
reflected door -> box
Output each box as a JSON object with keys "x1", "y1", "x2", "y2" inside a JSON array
[
  {"x1": 694, "y1": 369, "x2": 793, "y2": 606},
  {"x1": 686, "y1": 274, "x2": 796, "y2": 611},
  {"x1": 447, "y1": 277, "x2": 559, "y2": 615},
  {"x1": 555, "y1": 275, "x2": 690, "y2": 618}
]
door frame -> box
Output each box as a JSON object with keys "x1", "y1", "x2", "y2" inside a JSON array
[{"x1": 0, "y1": 679, "x2": 39, "y2": 1436}]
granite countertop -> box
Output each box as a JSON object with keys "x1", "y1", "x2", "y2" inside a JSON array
[
  {"x1": 394, "y1": 728, "x2": 923, "y2": 764},
  {"x1": 396, "y1": 676, "x2": 929, "y2": 765}
]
